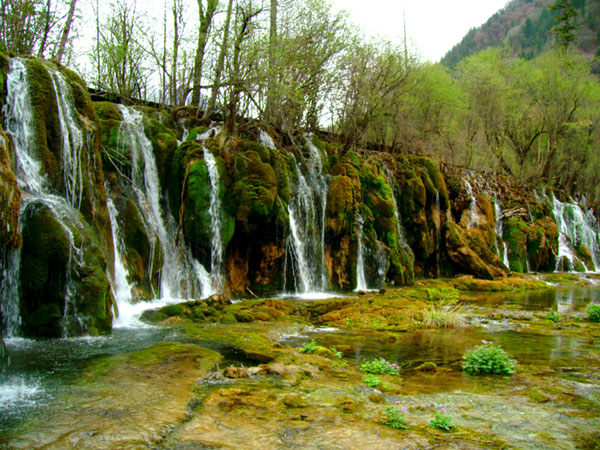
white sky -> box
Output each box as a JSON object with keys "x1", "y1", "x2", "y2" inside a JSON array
[{"x1": 330, "y1": 0, "x2": 510, "y2": 62}]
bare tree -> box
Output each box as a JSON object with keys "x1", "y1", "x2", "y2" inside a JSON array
[
  {"x1": 55, "y1": 0, "x2": 78, "y2": 63},
  {"x1": 204, "y1": 0, "x2": 234, "y2": 119},
  {"x1": 190, "y1": 0, "x2": 218, "y2": 107}
]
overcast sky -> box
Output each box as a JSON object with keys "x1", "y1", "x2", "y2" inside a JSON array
[{"x1": 330, "y1": 0, "x2": 509, "y2": 62}]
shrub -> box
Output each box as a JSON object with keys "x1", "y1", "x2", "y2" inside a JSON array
[
  {"x1": 381, "y1": 406, "x2": 408, "y2": 429},
  {"x1": 587, "y1": 302, "x2": 600, "y2": 322},
  {"x1": 299, "y1": 339, "x2": 317, "y2": 354},
  {"x1": 429, "y1": 410, "x2": 454, "y2": 431},
  {"x1": 545, "y1": 311, "x2": 560, "y2": 322},
  {"x1": 462, "y1": 341, "x2": 516, "y2": 375},
  {"x1": 330, "y1": 346, "x2": 343, "y2": 359},
  {"x1": 363, "y1": 374, "x2": 382, "y2": 388},
  {"x1": 361, "y1": 358, "x2": 400, "y2": 376}
]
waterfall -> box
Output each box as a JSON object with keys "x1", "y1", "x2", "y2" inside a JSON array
[
  {"x1": 47, "y1": 68, "x2": 84, "y2": 209},
  {"x1": 494, "y1": 198, "x2": 510, "y2": 268},
  {"x1": 117, "y1": 105, "x2": 211, "y2": 299},
  {"x1": 202, "y1": 145, "x2": 224, "y2": 294},
  {"x1": 355, "y1": 213, "x2": 368, "y2": 291},
  {"x1": 1, "y1": 58, "x2": 85, "y2": 336},
  {"x1": 463, "y1": 177, "x2": 477, "y2": 229},
  {"x1": 106, "y1": 195, "x2": 133, "y2": 324},
  {"x1": 259, "y1": 129, "x2": 276, "y2": 149},
  {"x1": 286, "y1": 136, "x2": 329, "y2": 293},
  {"x1": 553, "y1": 194, "x2": 600, "y2": 272},
  {"x1": 0, "y1": 250, "x2": 21, "y2": 337},
  {"x1": 3, "y1": 59, "x2": 46, "y2": 194}
]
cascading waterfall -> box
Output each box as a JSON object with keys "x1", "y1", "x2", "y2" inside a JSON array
[
  {"x1": 1, "y1": 58, "x2": 86, "y2": 336},
  {"x1": 47, "y1": 68, "x2": 84, "y2": 209},
  {"x1": 285, "y1": 136, "x2": 329, "y2": 293},
  {"x1": 106, "y1": 195, "x2": 133, "y2": 324},
  {"x1": 494, "y1": 198, "x2": 510, "y2": 268},
  {"x1": 552, "y1": 194, "x2": 600, "y2": 272},
  {"x1": 0, "y1": 250, "x2": 21, "y2": 337},
  {"x1": 355, "y1": 213, "x2": 368, "y2": 291},
  {"x1": 202, "y1": 145, "x2": 224, "y2": 294},
  {"x1": 117, "y1": 105, "x2": 211, "y2": 299},
  {"x1": 463, "y1": 177, "x2": 477, "y2": 229}
]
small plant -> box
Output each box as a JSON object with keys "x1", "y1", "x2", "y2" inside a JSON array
[
  {"x1": 574, "y1": 315, "x2": 584, "y2": 322},
  {"x1": 422, "y1": 297, "x2": 464, "y2": 328},
  {"x1": 587, "y1": 302, "x2": 600, "y2": 322},
  {"x1": 361, "y1": 357, "x2": 400, "y2": 376},
  {"x1": 545, "y1": 311, "x2": 561, "y2": 322},
  {"x1": 381, "y1": 406, "x2": 408, "y2": 429},
  {"x1": 462, "y1": 340, "x2": 516, "y2": 375},
  {"x1": 299, "y1": 339, "x2": 317, "y2": 354},
  {"x1": 429, "y1": 409, "x2": 454, "y2": 431},
  {"x1": 330, "y1": 346, "x2": 343, "y2": 359},
  {"x1": 363, "y1": 374, "x2": 382, "y2": 388}
]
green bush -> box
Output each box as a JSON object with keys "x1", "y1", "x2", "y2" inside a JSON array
[
  {"x1": 545, "y1": 311, "x2": 560, "y2": 322},
  {"x1": 299, "y1": 339, "x2": 317, "y2": 354},
  {"x1": 363, "y1": 374, "x2": 382, "y2": 388},
  {"x1": 462, "y1": 341, "x2": 516, "y2": 375},
  {"x1": 360, "y1": 358, "x2": 400, "y2": 376},
  {"x1": 587, "y1": 302, "x2": 600, "y2": 322},
  {"x1": 429, "y1": 410, "x2": 454, "y2": 431},
  {"x1": 381, "y1": 406, "x2": 408, "y2": 429}
]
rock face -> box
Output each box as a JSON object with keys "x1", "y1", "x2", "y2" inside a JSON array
[{"x1": 1, "y1": 55, "x2": 598, "y2": 337}]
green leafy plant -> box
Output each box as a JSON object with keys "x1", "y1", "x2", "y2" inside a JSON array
[
  {"x1": 360, "y1": 358, "x2": 400, "y2": 376},
  {"x1": 363, "y1": 374, "x2": 382, "y2": 388},
  {"x1": 574, "y1": 315, "x2": 584, "y2": 322},
  {"x1": 429, "y1": 409, "x2": 454, "y2": 431},
  {"x1": 545, "y1": 311, "x2": 561, "y2": 322},
  {"x1": 462, "y1": 340, "x2": 516, "y2": 375},
  {"x1": 330, "y1": 346, "x2": 343, "y2": 359},
  {"x1": 381, "y1": 406, "x2": 408, "y2": 429},
  {"x1": 299, "y1": 339, "x2": 317, "y2": 354},
  {"x1": 587, "y1": 302, "x2": 600, "y2": 322}
]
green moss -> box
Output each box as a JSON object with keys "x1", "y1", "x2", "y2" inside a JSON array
[
  {"x1": 527, "y1": 217, "x2": 559, "y2": 272},
  {"x1": 504, "y1": 217, "x2": 530, "y2": 273},
  {"x1": 575, "y1": 245, "x2": 595, "y2": 271},
  {"x1": 232, "y1": 148, "x2": 278, "y2": 233}
]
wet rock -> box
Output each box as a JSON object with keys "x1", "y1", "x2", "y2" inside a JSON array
[
  {"x1": 223, "y1": 366, "x2": 250, "y2": 379},
  {"x1": 415, "y1": 362, "x2": 438, "y2": 373},
  {"x1": 0, "y1": 336, "x2": 8, "y2": 371},
  {"x1": 368, "y1": 393, "x2": 385, "y2": 404},
  {"x1": 282, "y1": 394, "x2": 308, "y2": 408}
]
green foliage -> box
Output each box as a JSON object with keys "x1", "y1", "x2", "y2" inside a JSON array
[
  {"x1": 462, "y1": 341, "x2": 517, "y2": 375},
  {"x1": 587, "y1": 302, "x2": 600, "y2": 322},
  {"x1": 363, "y1": 374, "x2": 382, "y2": 388},
  {"x1": 429, "y1": 411, "x2": 454, "y2": 431},
  {"x1": 545, "y1": 311, "x2": 561, "y2": 322},
  {"x1": 330, "y1": 346, "x2": 343, "y2": 359},
  {"x1": 299, "y1": 339, "x2": 318, "y2": 354},
  {"x1": 360, "y1": 358, "x2": 400, "y2": 376},
  {"x1": 381, "y1": 406, "x2": 408, "y2": 429}
]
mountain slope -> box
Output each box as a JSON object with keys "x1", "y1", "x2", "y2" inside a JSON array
[{"x1": 442, "y1": 0, "x2": 600, "y2": 69}]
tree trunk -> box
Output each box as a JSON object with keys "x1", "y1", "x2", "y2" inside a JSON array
[
  {"x1": 55, "y1": 0, "x2": 78, "y2": 63},
  {"x1": 191, "y1": 0, "x2": 218, "y2": 107},
  {"x1": 37, "y1": 0, "x2": 52, "y2": 57},
  {"x1": 204, "y1": 0, "x2": 234, "y2": 120},
  {"x1": 265, "y1": 0, "x2": 277, "y2": 124}
]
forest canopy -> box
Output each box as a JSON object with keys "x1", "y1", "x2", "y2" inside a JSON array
[{"x1": 1, "y1": 0, "x2": 600, "y2": 202}]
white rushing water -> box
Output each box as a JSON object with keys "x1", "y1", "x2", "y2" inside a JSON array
[
  {"x1": 553, "y1": 194, "x2": 600, "y2": 272},
  {"x1": 355, "y1": 213, "x2": 368, "y2": 291},
  {"x1": 1, "y1": 58, "x2": 88, "y2": 337},
  {"x1": 286, "y1": 136, "x2": 330, "y2": 294},
  {"x1": 463, "y1": 177, "x2": 477, "y2": 229},
  {"x1": 202, "y1": 145, "x2": 224, "y2": 294},
  {"x1": 493, "y1": 198, "x2": 511, "y2": 269},
  {"x1": 117, "y1": 105, "x2": 212, "y2": 300},
  {"x1": 47, "y1": 67, "x2": 84, "y2": 210}
]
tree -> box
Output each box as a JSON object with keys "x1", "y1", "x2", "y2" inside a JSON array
[
  {"x1": 548, "y1": 0, "x2": 580, "y2": 51},
  {"x1": 94, "y1": 0, "x2": 147, "y2": 101},
  {"x1": 190, "y1": 0, "x2": 218, "y2": 107},
  {"x1": 54, "y1": 0, "x2": 78, "y2": 63},
  {"x1": 204, "y1": 0, "x2": 234, "y2": 119},
  {"x1": 0, "y1": 0, "x2": 54, "y2": 55}
]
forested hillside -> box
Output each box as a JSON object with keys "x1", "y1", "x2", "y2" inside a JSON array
[
  {"x1": 442, "y1": 0, "x2": 600, "y2": 70},
  {"x1": 1, "y1": 0, "x2": 600, "y2": 204}
]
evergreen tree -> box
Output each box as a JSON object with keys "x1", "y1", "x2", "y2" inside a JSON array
[{"x1": 548, "y1": 0, "x2": 580, "y2": 51}]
